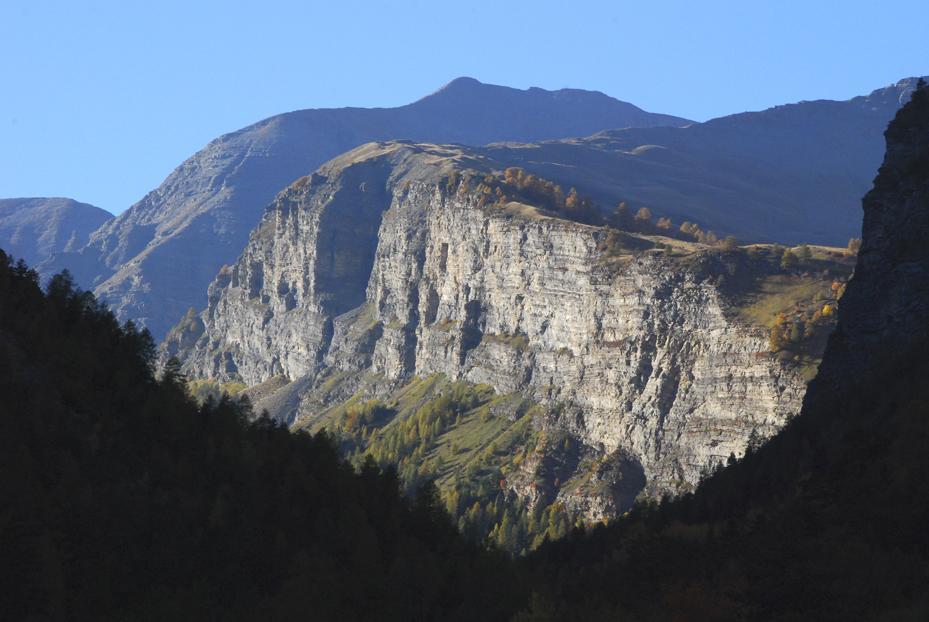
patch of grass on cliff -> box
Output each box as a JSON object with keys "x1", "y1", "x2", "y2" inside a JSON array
[
  {"x1": 726, "y1": 246, "x2": 853, "y2": 377},
  {"x1": 303, "y1": 374, "x2": 575, "y2": 553},
  {"x1": 481, "y1": 331, "x2": 530, "y2": 351},
  {"x1": 187, "y1": 378, "x2": 248, "y2": 405},
  {"x1": 738, "y1": 276, "x2": 828, "y2": 328}
]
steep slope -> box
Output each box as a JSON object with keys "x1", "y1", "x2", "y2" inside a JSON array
[
  {"x1": 170, "y1": 141, "x2": 853, "y2": 528},
  {"x1": 0, "y1": 252, "x2": 521, "y2": 621},
  {"x1": 517, "y1": 80, "x2": 929, "y2": 622},
  {"x1": 0, "y1": 197, "x2": 111, "y2": 271},
  {"x1": 478, "y1": 76, "x2": 925, "y2": 246},
  {"x1": 59, "y1": 78, "x2": 689, "y2": 339}
]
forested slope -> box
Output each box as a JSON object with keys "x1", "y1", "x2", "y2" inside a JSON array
[{"x1": 0, "y1": 252, "x2": 521, "y2": 621}]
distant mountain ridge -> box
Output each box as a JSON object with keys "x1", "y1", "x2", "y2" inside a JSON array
[
  {"x1": 0, "y1": 198, "x2": 112, "y2": 270},
  {"x1": 476, "y1": 76, "x2": 925, "y2": 245},
  {"x1": 49, "y1": 77, "x2": 690, "y2": 339},
  {"x1": 34, "y1": 76, "x2": 927, "y2": 340}
]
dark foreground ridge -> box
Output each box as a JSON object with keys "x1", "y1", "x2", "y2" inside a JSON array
[{"x1": 0, "y1": 255, "x2": 522, "y2": 620}]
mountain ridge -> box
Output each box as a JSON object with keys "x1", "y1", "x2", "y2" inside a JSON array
[
  {"x1": 0, "y1": 197, "x2": 112, "y2": 272},
  {"x1": 475, "y1": 76, "x2": 926, "y2": 246},
  {"x1": 32, "y1": 76, "x2": 926, "y2": 340},
  {"x1": 53, "y1": 77, "x2": 690, "y2": 339}
]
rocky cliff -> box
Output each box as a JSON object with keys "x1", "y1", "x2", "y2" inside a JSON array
[
  {"x1": 503, "y1": 81, "x2": 929, "y2": 621},
  {"x1": 172, "y1": 142, "x2": 850, "y2": 515},
  {"x1": 804, "y1": 79, "x2": 929, "y2": 416}
]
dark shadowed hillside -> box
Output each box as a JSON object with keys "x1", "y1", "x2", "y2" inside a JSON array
[
  {"x1": 479, "y1": 77, "x2": 924, "y2": 247},
  {"x1": 0, "y1": 252, "x2": 522, "y2": 621}
]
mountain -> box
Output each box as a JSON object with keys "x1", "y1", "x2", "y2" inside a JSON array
[
  {"x1": 3, "y1": 80, "x2": 926, "y2": 621},
  {"x1": 167, "y1": 140, "x2": 854, "y2": 538},
  {"x1": 55, "y1": 78, "x2": 690, "y2": 340},
  {"x1": 60, "y1": 77, "x2": 922, "y2": 340},
  {"x1": 0, "y1": 198, "x2": 112, "y2": 271},
  {"x1": 516, "y1": 79, "x2": 929, "y2": 621},
  {"x1": 476, "y1": 77, "x2": 924, "y2": 246}
]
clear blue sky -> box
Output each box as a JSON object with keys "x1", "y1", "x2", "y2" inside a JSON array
[{"x1": 2, "y1": 0, "x2": 926, "y2": 215}]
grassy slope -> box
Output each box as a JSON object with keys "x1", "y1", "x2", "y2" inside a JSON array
[{"x1": 297, "y1": 373, "x2": 582, "y2": 554}]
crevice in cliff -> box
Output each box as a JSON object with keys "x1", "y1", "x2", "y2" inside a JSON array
[
  {"x1": 312, "y1": 163, "x2": 394, "y2": 363},
  {"x1": 459, "y1": 299, "x2": 485, "y2": 366},
  {"x1": 314, "y1": 165, "x2": 392, "y2": 320}
]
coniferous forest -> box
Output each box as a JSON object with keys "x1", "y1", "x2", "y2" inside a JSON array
[{"x1": 0, "y1": 254, "x2": 523, "y2": 621}]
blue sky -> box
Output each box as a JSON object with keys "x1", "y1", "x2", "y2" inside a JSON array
[{"x1": 2, "y1": 0, "x2": 927, "y2": 215}]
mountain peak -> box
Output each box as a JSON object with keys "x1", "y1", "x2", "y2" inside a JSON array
[{"x1": 437, "y1": 76, "x2": 484, "y2": 92}]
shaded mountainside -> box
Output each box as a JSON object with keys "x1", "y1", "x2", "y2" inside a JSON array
[
  {"x1": 0, "y1": 251, "x2": 522, "y2": 621},
  {"x1": 478, "y1": 77, "x2": 925, "y2": 247},
  {"x1": 0, "y1": 198, "x2": 112, "y2": 272},
  {"x1": 168, "y1": 141, "x2": 854, "y2": 538},
  {"x1": 54, "y1": 77, "x2": 689, "y2": 340},
  {"x1": 515, "y1": 80, "x2": 929, "y2": 621}
]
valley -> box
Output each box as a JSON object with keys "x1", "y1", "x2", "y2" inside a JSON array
[{"x1": 1, "y1": 32, "x2": 927, "y2": 616}]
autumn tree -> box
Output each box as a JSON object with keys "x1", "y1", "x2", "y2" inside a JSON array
[
  {"x1": 564, "y1": 188, "x2": 580, "y2": 212},
  {"x1": 611, "y1": 202, "x2": 632, "y2": 230},
  {"x1": 720, "y1": 235, "x2": 738, "y2": 250},
  {"x1": 780, "y1": 249, "x2": 799, "y2": 271},
  {"x1": 598, "y1": 229, "x2": 625, "y2": 256},
  {"x1": 634, "y1": 207, "x2": 653, "y2": 226},
  {"x1": 846, "y1": 237, "x2": 862, "y2": 256}
]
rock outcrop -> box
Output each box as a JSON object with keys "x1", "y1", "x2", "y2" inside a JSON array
[
  {"x1": 174, "y1": 142, "x2": 818, "y2": 510},
  {"x1": 804, "y1": 79, "x2": 929, "y2": 415}
]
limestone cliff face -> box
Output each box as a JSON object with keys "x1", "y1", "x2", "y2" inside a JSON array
[{"x1": 176, "y1": 142, "x2": 808, "y2": 505}]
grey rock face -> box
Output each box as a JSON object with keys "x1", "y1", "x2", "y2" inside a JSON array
[
  {"x1": 0, "y1": 198, "x2": 112, "y2": 273},
  {"x1": 176, "y1": 142, "x2": 808, "y2": 506},
  {"x1": 62, "y1": 78, "x2": 689, "y2": 340}
]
